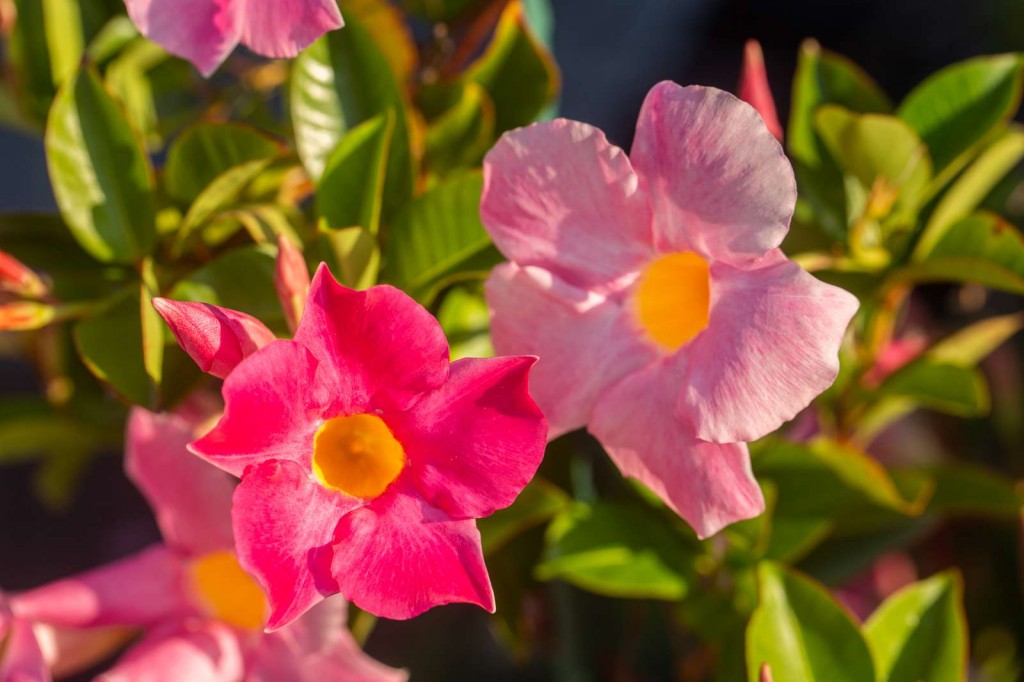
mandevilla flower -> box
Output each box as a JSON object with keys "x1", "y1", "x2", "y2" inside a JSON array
[
  {"x1": 124, "y1": 0, "x2": 344, "y2": 76},
  {"x1": 0, "y1": 591, "x2": 49, "y2": 682},
  {"x1": 11, "y1": 402, "x2": 404, "y2": 682},
  {"x1": 159, "y1": 265, "x2": 547, "y2": 628},
  {"x1": 482, "y1": 81, "x2": 859, "y2": 537}
]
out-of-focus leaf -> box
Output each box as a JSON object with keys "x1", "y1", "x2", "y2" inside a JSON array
[
  {"x1": 423, "y1": 81, "x2": 495, "y2": 174},
  {"x1": 0, "y1": 399, "x2": 98, "y2": 465},
  {"x1": 927, "y1": 312, "x2": 1023, "y2": 366},
  {"x1": 894, "y1": 212, "x2": 1024, "y2": 294},
  {"x1": 863, "y1": 572, "x2": 967, "y2": 682},
  {"x1": 479, "y1": 477, "x2": 569, "y2": 555},
  {"x1": 536, "y1": 502, "x2": 697, "y2": 600},
  {"x1": 918, "y1": 126, "x2": 1024, "y2": 252},
  {"x1": 169, "y1": 244, "x2": 284, "y2": 330},
  {"x1": 401, "y1": 0, "x2": 484, "y2": 21},
  {"x1": 383, "y1": 170, "x2": 498, "y2": 302},
  {"x1": 436, "y1": 286, "x2": 494, "y2": 361},
  {"x1": 894, "y1": 465, "x2": 1024, "y2": 519},
  {"x1": 174, "y1": 157, "x2": 276, "y2": 249},
  {"x1": 103, "y1": 39, "x2": 169, "y2": 146},
  {"x1": 465, "y1": 0, "x2": 559, "y2": 135},
  {"x1": 342, "y1": 0, "x2": 417, "y2": 84},
  {"x1": 139, "y1": 259, "x2": 162, "y2": 395},
  {"x1": 73, "y1": 289, "x2": 153, "y2": 406},
  {"x1": 318, "y1": 226, "x2": 379, "y2": 290},
  {"x1": 42, "y1": 0, "x2": 84, "y2": 87},
  {"x1": 85, "y1": 15, "x2": 139, "y2": 64},
  {"x1": 746, "y1": 562, "x2": 874, "y2": 682},
  {"x1": 290, "y1": 12, "x2": 414, "y2": 217},
  {"x1": 9, "y1": 0, "x2": 58, "y2": 122},
  {"x1": 317, "y1": 112, "x2": 394, "y2": 234},
  {"x1": 897, "y1": 54, "x2": 1024, "y2": 172},
  {"x1": 46, "y1": 66, "x2": 156, "y2": 264},
  {"x1": 880, "y1": 360, "x2": 989, "y2": 417},
  {"x1": 165, "y1": 123, "x2": 281, "y2": 205}
]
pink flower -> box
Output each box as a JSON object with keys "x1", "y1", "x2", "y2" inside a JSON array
[
  {"x1": 482, "y1": 82, "x2": 859, "y2": 538},
  {"x1": 738, "y1": 40, "x2": 783, "y2": 141},
  {"x1": 164, "y1": 266, "x2": 546, "y2": 628},
  {"x1": 124, "y1": 0, "x2": 344, "y2": 76},
  {"x1": 11, "y1": 402, "x2": 405, "y2": 682},
  {"x1": 0, "y1": 591, "x2": 49, "y2": 682}
]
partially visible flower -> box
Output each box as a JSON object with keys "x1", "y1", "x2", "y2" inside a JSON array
[
  {"x1": 1, "y1": 591, "x2": 49, "y2": 682},
  {"x1": 0, "y1": 250, "x2": 47, "y2": 299},
  {"x1": 738, "y1": 40, "x2": 783, "y2": 140},
  {"x1": 123, "y1": 0, "x2": 344, "y2": 76},
  {"x1": 482, "y1": 82, "x2": 858, "y2": 537},
  {"x1": 275, "y1": 236, "x2": 311, "y2": 333},
  {"x1": 166, "y1": 265, "x2": 546, "y2": 628},
  {"x1": 861, "y1": 335, "x2": 927, "y2": 389},
  {"x1": 12, "y1": 401, "x2": 405, "y2": 682}
]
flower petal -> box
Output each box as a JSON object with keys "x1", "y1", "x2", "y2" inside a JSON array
[
  {"x1": 331, "y1": 488, "x2": 494, "y2": 620},
  {"x1": 124, "y1": 0, "x2": 240, "y2": 77},
  {"x1": 96, "y1": 621, "x2": 244, "y2": 682},
  {"x1": 126, "y1": 406, "x2": 235, "y2": 555},
  {"x1": 294, "y1": 267, "x2": 450, "y2": 410},
  {"x1": 232, "y1": 460, "x2": 359, "y2": 631},
  {"x1": 0, "y1": 619, "x2": 49, "y2": 682},
  {"x1": 238, "y1": 0, "x2": 343, "y2": 59},
  {"x1": 190, "y1": 340, "x2": 331, "y2": 477},
  {"x1": 396, "y1": 355, "x2": 546, "y2": 519},
  {"x1": 11, "y1": 546, "x2": 187, "y2": 628},
  {"x1": 631, "y1": 82, "x2": 795, "y2": 262},
  {"x1": 153, "y1": 298, "x2": 275, "y2": 380},
  {"x1": 482, "y1": 119, "x2": 653, "y2": 289},
  {"x1": 590, "y1": 359, "x2": 764, "y2": 538},
  {"x1": 485, "y1": 263, "x2": 658, "y2": 439},
  {"x1": 679, "y1": 253, "x2": 859, "y2": 443}
]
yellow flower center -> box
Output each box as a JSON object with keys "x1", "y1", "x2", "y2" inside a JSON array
[
  {"x1": 312, "y1": 414, "x2": 406, "y2": 498},
  {"x1": 187, "y1": 551, "x2": 267, "y2": 630},
  {"x1": 633, "y1": 252, "x2": 711, "y2": 350}
]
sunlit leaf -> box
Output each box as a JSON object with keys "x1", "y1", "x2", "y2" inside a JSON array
[{"x1": 165, "y1": 123, "x2": 282, "y2": 205}]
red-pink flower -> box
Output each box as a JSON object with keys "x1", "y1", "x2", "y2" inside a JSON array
[
  {"x1": 124, "y1": 0, "x2": 344, "y2": 76},
  {"x1": 0, "y1": 591, "x2": 49, "y2": 682},
  {"x1": 482, "y1": 82, "x2": 859, "y2": 538},
  {"x1": 11, "y1": 403, "x2": 405, "y2": 682},
  {"x1": 163, "y1": 266, "x2": 546, "y2": 628}
]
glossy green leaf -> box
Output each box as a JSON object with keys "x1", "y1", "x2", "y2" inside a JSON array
[
  {"x1": 479, "y1": 477, "x2": 569, "y2": 555},
  {"x1": 423, "y1": 81, "x2": 495, "y2": 175},
  {"x1": 536, "y1": 502, "x2": 696, "y2": 600},
  {"x1": 466, "y1": 0, "x2": 560, "y2": 135},
  {"x1": 73, "y1": 289, "x2": 153, "y2": 406},
  {"x1": 290, "y1": 12, "x2": 414, "y2": 216},
  {"x1": 46, "y1": 66, "x2": 156, "y2": 264},
  {"x1": 174, "y1": 157, "x2": 277, "y2": 249},
  {"x1": 864, "y1": 572, "x2": 967, "y2": 682},
  {"x1": 383, "y1": 170, "x2": 499, "y2": 302},
  {"x1": 317, "y1": 111, "x2": 394, "y2": 235},
  {"x1": 880, "y1": 360, "x2": 989, "y2": 417},
  {"x1": 898, "y1": 54, "x2": 1024, "y2": 171},
  {"x1": 165, "y1": 123, "x2": 281, "y2": 204},
  {"x1": 894, "y1": 464, "x2": 1024, "y2": 518},
  {"x1": 139, "y1": 259, "x2": 163, "y2": 394},
  {"x1": 746, "y1": 562, "x2": 874, "y2": 682},
  {"x1": 319, "y1": 225, "x2": 380, "y2": 290}
]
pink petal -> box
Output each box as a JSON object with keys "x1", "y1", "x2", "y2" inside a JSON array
[
  {"x1": 678, "y1": 252, "x2": 859, "y2": 443},
  {"x1": 96, "y1": 621, "x2": 244, "y2": 682},
  {"x1": 11, "y1": 546, "x2": 187, "y2": 628},
  {"x1": 238, "y1": 0, "x2": 343, "y2": 59},
  {"x1": 275, "y1": 235, "x2": 311, "y2": 333},
  {"x1": 486, "y1": 263, "x2": 658, "y2": 439},
  {"x1": 395, "y1": 355, "x2": 546, "y2": 519},
  {"x1": 0, "y1": 619, "x2": 50, "y2": 682},
  {"x1": 232, "y1": 460, "x2": 360, "y2": 631},
  {"x1": 125, "y1": 407, "x2": 235, "y2": 555},
  {"x1": 153, "y1": 298, "x2": 275, "y2": 380},
  {"x1": 482, "y1": 119, "x2": 653, "y2": 289},
  {"x1": 331, "y1": 487, "x2": 494, "y2": 619},
  {"x1": 738, "y1": 40, "x2": 783, "y2": 141},
  {"x1": 293, "y1": 267, "x2": 450, "y2": 411},
  {"x1": 124, "y1": 0, "x2": 240, "y2": 77},
  {"x1": 590, "y1": 359, "x2": 764, "y2": 538},
  {"x1": 190, "y1": 340, "x2": 332, "y2": 477},
  {"x1": 631, "y1": 82, "x2": 795, "y2": 263}
]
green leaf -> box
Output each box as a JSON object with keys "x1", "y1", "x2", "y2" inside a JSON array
[
  {"x1": 46, "y1": 65, "x2": 156, "y2": 264},
  {"x1": 382, "y1": 170, "x2": 499, "y2": 302},
  {"x1": 746, "y1": 562, "x2": 874, "y2": 682},
  {"x1": 898, "y1": 54, "x2": 1024, "y2": 172},
  {"x1": 894, "y1": 464, "x2": 1024, "y2": 519},
  {"x1": 880, "y1": 360, "x2": 989, "y2": 417},
  {"x1": 103, "y1": 39, "x2": 169, "y2": 147},
  {"x1": 466, "y1": 0, "x2": 560, "y2": 135},
  {"x1": 139, "y1": 259, "x2": 163, "y2": 394},
  {"x1": 165, "y1": 123, "x2": 282, "y2": 205},
  {"x1": 895, "y1": 212, "x2": 1024, "y2": 294},
  {"x1": 423, "y1": 81, "x2": 495, "y2": 175},
  {"x1": 318, "y1": 225, "x2": 380, "y2": 290},
  {"x1": 73, "y1": 289, "x2": 154, "y2": 406},
  {"x1": 290, "y1": 12, "x2": 414, "y2": 217},
  {"x1": 169, "y1": 244, "x2": 284, "y2": 330},
  {"x1": 916, "y1": 126, "x2": 1024, "y2": 257},
  {"x1": 436, "y1": 286, "x2": 494, "y2": 361},
  {"x1": 42, "y1": 0, "x2": 85, "y2": 87},
  {"x1": 536, "y1": 502, "x2": 696, "y2": 600},
  {"x1": 478, "y1": 477, "x2": 569, "y2": 555},
  {"x1": 863, "y1": 572, "x2": 967, "y2": 682},
  {"x1": 927, "y1": 312, "x2": 1023, "y2": 366}
]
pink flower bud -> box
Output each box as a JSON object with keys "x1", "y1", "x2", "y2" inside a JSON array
[
  {"x1": 738, "y1": 40, "x2": 783, "y2": 141},
  {"x1": 274, "y1": 236, "x2": 311, "y2": 333},
  {"x1": 0, "y1": 250, "x2": 48, "y2": 298},
  {"x1": 0, "y1": 301, "x2": 56, "y2": 331}
]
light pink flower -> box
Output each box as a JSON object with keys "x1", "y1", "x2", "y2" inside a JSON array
[
  {"x1": 165, "y1": 265, "x2": 546, "y2": 628},
  {"x1": 11, "y1": 403, "x2": 405, "y2": 682},
  {"x1": 124, "y1": 0, "x2": 344, "y2": 76},
  {"x1": 482, "y1": 82, "x2": 859, "y2": 538}
]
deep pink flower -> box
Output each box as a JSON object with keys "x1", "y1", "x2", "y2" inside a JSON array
[
  {"x1": 0, "y1": 591, "x2": 49, "y2": 682},
  {"x1": 11, "y1": 403, "x2": 405, "y2": 682},
  {"x1": 166, "y1": 266, "x2": 546, "y2": 628},
  {"x1": 124, "y1": 0, "x2": 344, "y2": 76},
  {"x1": 482, "y1": 82, "x2": 859, "y2": 537}
]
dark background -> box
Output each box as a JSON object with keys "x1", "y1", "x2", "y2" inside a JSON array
[{"x1": 2, "y1": 0, "x2": 1023, "y2": 679}]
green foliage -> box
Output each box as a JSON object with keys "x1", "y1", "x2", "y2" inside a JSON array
[{"x1": 165, "y1": 123, "x2": 282, "y2": 205}]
